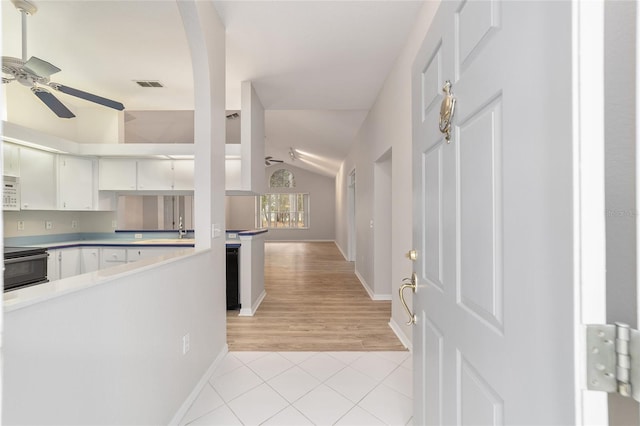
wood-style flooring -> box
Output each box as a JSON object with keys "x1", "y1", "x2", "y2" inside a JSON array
[{"x1": 226, "y1": 241, "x2": 407, "y2": 352}]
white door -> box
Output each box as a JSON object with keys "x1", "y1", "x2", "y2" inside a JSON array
[{"x1": 411, "y1": 1, "x2": 579, "y2": 424}]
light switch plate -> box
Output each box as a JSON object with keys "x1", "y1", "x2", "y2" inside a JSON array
[{"x1": 45, "y1": 221, "x2": 53, "y2": 230}]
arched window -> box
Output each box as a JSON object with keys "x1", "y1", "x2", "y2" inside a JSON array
[
  {"x1": 269, "y1": 169, "x2": 295, "y2": 188},
  {"x1": 259, "y1": 169, "x2": 308, "y2": 229}
]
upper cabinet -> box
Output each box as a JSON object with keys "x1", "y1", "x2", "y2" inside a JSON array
[
  {"x1": 226, "y1": 81, "x2": 265, "y2": 195},
  {"x1": 58, "y1": 156, "x2": 95, "y2": 210},
  {"x1": 3, "y1": 143, "x2": 20, "y2": 177},
  {"x1": 173, "y1": 160, "x2": 195, "y2": 191},
  {"x1": 19, "y1": 147, "x2": 57, "y2": 210},
  {"x1": 98, "y1": 159, "x2": 137, "y2": 191},
  {"x1": 137, "y1": 160, "x2": 173, "y2": 190},
  {"x1": 98, "y1": 158, "x2": 193, "y2": 192}
]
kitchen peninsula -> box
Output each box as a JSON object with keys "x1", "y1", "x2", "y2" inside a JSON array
[{"x1": 4, "y1": 228, "x2": 267, "y2": 316}]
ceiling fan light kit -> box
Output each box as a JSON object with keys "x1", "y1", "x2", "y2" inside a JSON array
[{"x1": 2, "y1": 0, "x2": 125, "y2": 118}]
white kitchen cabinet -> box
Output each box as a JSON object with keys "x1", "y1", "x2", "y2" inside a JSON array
[
  {"x1": 3, "y1": 143, "x2": 20, "y2": 177},
  {"x1": 59, "y1": 248, "x2": 81, "y2": 279},
  {"x1": 98, "y1": 159, "x2": 137, "y2": 190},
  {"x1": 137, "y1": 160, "x2": 173, "y2": 190},
  {"x1": 172, "y1": 160, "x2": 194, "y2": 190},
  {"x1": 46, "y1": 249, "x2": 59, "y2": 282},
  {"x1": 100, "y1": 248, "x2": 127, "y2": 269},
  {"x1": 80, "y1": 248, "x2": 100, "y2": 273},
  {"x1": 19, "y1": 147, "x2": 57, "y2": 210},
  {"x1": 58, "y1": 156, "x2": 94, "y2": 210},
  {"x1": 126, "y1": 247, "x2": 176, "y2": 263}
]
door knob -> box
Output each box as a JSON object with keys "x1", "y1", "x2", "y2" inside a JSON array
[
  {"x1": 406, "y1": 249, "x2": 417, "y2": 261},
  {"x1": 399, "y1": 272, "x2": 417, "y2": 325}
]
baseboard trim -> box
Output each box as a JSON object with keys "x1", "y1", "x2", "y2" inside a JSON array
[
  {"x1": 169, "y1": 344, "x2": 229, "y2": 425},
  {"x1": 389, "y1": 318, "x2": 413, "y2": 351},
  {"x1": 354, "y1": 270, "x2": 392, "y2": 301},
  {"x1": 238, "y1": 290, "x2": 267, "y2": 316},
  {"x1": 335, "y1": 241, "x2": 348, "y2": 261},
  {"x1": 355, "y1": 269, "x2": 374, "y2": 299}
]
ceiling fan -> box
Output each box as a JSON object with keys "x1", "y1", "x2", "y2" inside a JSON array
[
  {"x1": 265, "y1": 156, "x2": 284, "y2": 166},
  {"x1": 2, "y1": 0, "x2": 125, "y2": 119}
]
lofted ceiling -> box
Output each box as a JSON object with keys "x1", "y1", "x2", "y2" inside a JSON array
[{"x1": 2, "y1": 0, "x2": 424, "y2": 177}]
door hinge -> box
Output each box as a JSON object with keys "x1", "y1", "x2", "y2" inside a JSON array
[{"x1": 586, "y1": 323, "x2": 640, "y2": 402}]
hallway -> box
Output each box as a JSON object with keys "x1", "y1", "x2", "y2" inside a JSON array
[
  {"x1": 227, "y1": 242, "x2": 406, "y2": 351},
  {"x1": 178, "y1": 242, "x2": 413, "y2": 424}
]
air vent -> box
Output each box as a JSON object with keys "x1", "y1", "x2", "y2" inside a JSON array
[{"x1": 134, "y1": 80, "x2": 164, "y2": 88}]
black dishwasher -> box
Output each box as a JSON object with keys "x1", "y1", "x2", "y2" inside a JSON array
[{"x1": 226, "y1": 247, "x2": 240, "y2": 310}]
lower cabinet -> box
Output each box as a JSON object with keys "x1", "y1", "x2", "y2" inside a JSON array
[
  {"x1": 99, "y1": 248, "x2": 127, "y2": 269},
  {"x1": 46, "y1": 246, "x2": 181, "y2": 281},
  {"x1": 126, "y1": 247, "x2": 176, "y2": 263},
  {"x1": 80, "y1": 248, "x2": 100, "y2": 273},
  {"x1": 47, "y1": 249, "x2": 59, "y2": 282}
]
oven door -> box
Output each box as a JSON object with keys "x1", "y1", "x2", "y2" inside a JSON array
[{"x1": 4, "y1": 253, "x2": 49, "y2": 291}]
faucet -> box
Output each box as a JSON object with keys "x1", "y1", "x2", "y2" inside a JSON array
[{"x1": 178, "y1": 216, "x2": 186, "y2": 239}]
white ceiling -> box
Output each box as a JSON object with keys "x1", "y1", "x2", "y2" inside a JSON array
[{"x1": 2, "y1": 0, "x2": 424, "y2": 177}]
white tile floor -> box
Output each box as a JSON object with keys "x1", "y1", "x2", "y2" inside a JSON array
[{"x1": 179, "y1": 351, "x2": 413, "y2": 426}]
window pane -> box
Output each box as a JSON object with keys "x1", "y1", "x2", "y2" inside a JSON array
[{"x1": 258, "y1": 193, "x2": 309, "y2": 229}]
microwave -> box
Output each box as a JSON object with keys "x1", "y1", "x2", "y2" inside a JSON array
[{"x1": 3, "y1": 176, "x2": 20, "y2": 211}]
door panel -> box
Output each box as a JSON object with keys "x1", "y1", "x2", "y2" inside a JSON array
[
  {"x1": 412, "y1": 1, "x2": 575, "y2": 424},
  {"x1": 457, "y1": 97, "x2": 503, "y2": 331}
]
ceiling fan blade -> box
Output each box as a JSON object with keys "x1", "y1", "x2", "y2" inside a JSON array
[
  {"x1": 50, "y1": 83, "x2": 125, "y2": 111},
  {"x1": 32, "y1": 88, "x2": 75, "y2": 118},
  {"x1": 23, "y1": 56, "x2": 61, "y2": 77}
]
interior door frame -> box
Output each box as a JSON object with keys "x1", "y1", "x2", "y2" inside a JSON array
[{"x1": 572, "y1": 0, "x2": 608, "y2": 423}]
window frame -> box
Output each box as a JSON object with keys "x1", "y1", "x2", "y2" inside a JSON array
[{"x1": 257, "y1": 192, "x2": 310, "y2": 229}]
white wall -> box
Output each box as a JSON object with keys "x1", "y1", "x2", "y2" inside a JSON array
[
  {"x1": 3, "y1": 251, "x2": 225, "y2": 425},
  {"x1": 5, "y1": 84, "x2": 122, "y2": 144},
  {"x1": 226, "y1": 195, "x2": 256, "y2": 230},
  {"x1": 335, "y1": 2, "x2": 439, "y2": 345},
  {"x1": 373, "y1": 149, "x2": 392, "y2": 298}
]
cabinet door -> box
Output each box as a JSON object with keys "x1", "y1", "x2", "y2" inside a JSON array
[
  {"x1": 137, "y1": 160, "x2": 173, "y2": 190},
  {"x1": 47, "y1": 249, "x2": 59, "y2": 282},
  {"x1": 172, "y1": 160, "x2": 194, "y2": 191},
  {"x1": 59, "y1": 248, "x2": 81, "y2": 279},
  {"x1": 20, "y1": 147, "x2": 57, "y2": 210},
  {"x1": 126, "y1": 247, "x2": 175, "y2": 263},
  {"x1": 80, "y1": 248, "x2": 100, "y2": 273},
  {"x1": 100, "y1": 248, "x2": 127, "y2": 269},
  {"x1": 3, "y1": 143, "x2": 20, "y2": 177},
  {"x1": 59, "y1": 156, "x2": 94, "y2": 210},
  {"x1": 98, "y1": 159, "x2": 137, "y2": 190}
]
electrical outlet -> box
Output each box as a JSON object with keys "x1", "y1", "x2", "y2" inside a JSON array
[
  {"x1": 45, "y1": 221, "x2": 53, "y2": 230},
  {"x1": 182, "y1": 333, "x2": 190, "y2": 355},
  {"x1": 134, "y1": 233, "x2": 143, "y2": 239},
  {"x1": 111, "y1": 220, "x2": 117, "y2": 228},
  {"x1": 71, "y1": 220, "x2": 78, "y2": 229},
  {"x1": 17, "y1": 221, "x2": 24, "y2": 231}
]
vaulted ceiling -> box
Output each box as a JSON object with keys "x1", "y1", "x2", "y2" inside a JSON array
[{"x1": 2, "y1": 0, "x2": 424, "y2": 176}]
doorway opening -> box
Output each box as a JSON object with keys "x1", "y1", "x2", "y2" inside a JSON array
[{"x1": 347, "y1": 168, "x2": 357, "y2": 262}]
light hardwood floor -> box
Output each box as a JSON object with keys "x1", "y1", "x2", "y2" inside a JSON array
[{"x1": 227, "y1": 241, "x2": 407, "y2": 351}]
